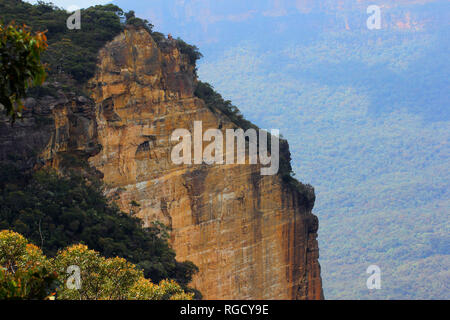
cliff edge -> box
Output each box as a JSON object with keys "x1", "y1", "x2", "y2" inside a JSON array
[{"x1": 87, "y1": 27, "x2": 323, "y2": 300}]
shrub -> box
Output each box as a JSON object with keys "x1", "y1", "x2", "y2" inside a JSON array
[
  {"x1": 0, "y1": 166, "x2": 199, "y2": 293},
  {"x1": 0, "y1": 231, "x2": 194, "y2": 300}
]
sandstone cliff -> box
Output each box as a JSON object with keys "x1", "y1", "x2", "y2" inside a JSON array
[
  {"x1": 0, "y1": 26, "x2": 323, "y2": 300},
  {"x1": 87, "y1": 27, "x2": 322, "y2": 300}
]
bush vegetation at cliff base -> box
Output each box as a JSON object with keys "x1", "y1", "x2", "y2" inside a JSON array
[
  {"x1": 0, "y1": 166, "x2": 199, "y2": 297},
  {"x1": 0, "y1": 230, "x2": 194, "y2": 300}
]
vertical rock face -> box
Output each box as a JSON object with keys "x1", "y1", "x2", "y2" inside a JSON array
[{"x1": 88, "y1": 27, "x2": 323, "y2": 300}]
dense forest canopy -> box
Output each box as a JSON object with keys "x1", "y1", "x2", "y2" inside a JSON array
[{"x1": 192, "y1": 1, "x2": 449, "y2": 299}]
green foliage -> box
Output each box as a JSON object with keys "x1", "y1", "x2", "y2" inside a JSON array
[
  {"x1": 54, "y1": 244, "x2": 140, "y2": 300},
  {"x1": 0, "y1": 166, "x2": 199, "y2": 293},
  {"x1": 124, "y1": 10, "x2": 153, "y2": 33},
  {"x1": 128, "y1": 278, "x2": 194, "y2": 300},
  {"x1": 0, "y1": 22, "x2": 47, "y2": 121},
  {"x1": 0, "y1": 1, "x2": 125, "y2": 84},
  {"x1": 0, "y1": 230, "x2": 59, "y2": 299},
  {"x1": 176, "y1": 37, "x2": 203, "y2": 65},
  {"x1": 0, "y1": 267, "x2": 59, "y2": 300},
  {"x1": 0, "y1": 0, "x2": 202, "y2": 93},
  {"x1": 195, "y1": 81, "x2": 255, "y2": 130},
  {"x1": 151, "y1": 31, "x2": 165, "y2": 45},
  {"x1": 0, "y1": 230, "x2": 194, "y2": 300}
]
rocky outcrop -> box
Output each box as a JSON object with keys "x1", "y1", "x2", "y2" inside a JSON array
[
  {"x1": 0, "y1": 26, "x2": 322, "y2": 300},
  {"x1": 87, "y1": 27, "x2": 323, "y2": 300},
  {"x1": 0, "y1": 86, "x2": 99, "y2": 174}
]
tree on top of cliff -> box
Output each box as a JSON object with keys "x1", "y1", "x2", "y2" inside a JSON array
[
  {"x1": 0, "y1": 0, "x2": 125, "y2": 84},
  {"x1": 0, "y1": 1, "x2": 203, "y2": 86},
  {"x1": 124, "y1": 10, "x2": 154, "y2": 33},
  {"x1": 175, "y1": 38, "x2": 203, "y2": 65}
]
